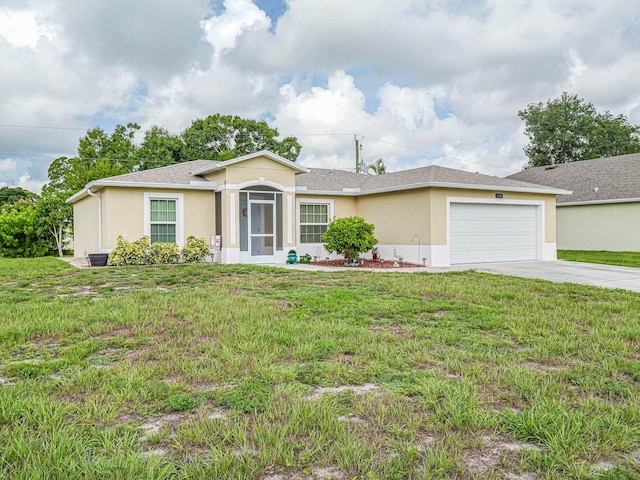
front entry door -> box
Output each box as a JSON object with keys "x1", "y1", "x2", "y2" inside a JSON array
[{"x1": 250, "y1": 201, "x2": 275, "y2": 259}]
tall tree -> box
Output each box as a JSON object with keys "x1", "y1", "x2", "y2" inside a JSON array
[
  {"x1": 181, "y1": 114, "x2": 301, "y2": 162},
  {"x1": 48, "y1": 123, "x2": 140, "y2": 195},
  {"x1": 135, "y1": 126, "x2": 185, "y2": 170},
  {"x1": 36, "y1": 187, "x2": 73, "y2": 257},
  {"x1": 367, "y1": 158, "x2": 386, "y2": 175},
  {"x1": 0, "y1": 187, "x2": 37, "y2": 208},
  {"x1": 518, "y1": 92, "x2": 640, "y2": 167}
]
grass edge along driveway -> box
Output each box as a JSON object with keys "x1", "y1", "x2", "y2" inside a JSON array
[{"x1": 558, "y1": 250, "x2": 640, "y2": 269}]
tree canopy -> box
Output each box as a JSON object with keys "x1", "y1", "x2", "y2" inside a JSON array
[
  {"x1": 518, "y1": 92, "x2": 640, "y2": 167},
  {"x1": 0, "y1": 187, "x2": 37, "y2": 208},
  {"x1": 47, "y1": 123, "x2": 141, "y2": 196},
  {"x1": 46, "y1": 115, "x2": 301, "y2": 197},
  {"x1": 180, "y1": 114, "x2": 301, "y2": 163}
]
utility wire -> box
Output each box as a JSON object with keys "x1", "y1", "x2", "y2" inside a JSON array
[{"x1": 0, "y1": 124, "x2": 518, "y2": 172}]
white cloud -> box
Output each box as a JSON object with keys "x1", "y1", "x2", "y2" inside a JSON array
[{"x1": 2, "y1": 0, "x2": 640, "y2": 193}]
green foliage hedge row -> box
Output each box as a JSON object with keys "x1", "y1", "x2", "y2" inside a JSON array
[{"x1": 108, "y1": 235, "x2": 209, "y2": 266}]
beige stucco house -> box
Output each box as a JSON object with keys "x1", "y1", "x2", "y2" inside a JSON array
[
  {"x1": 508, "y1": 153, "x2": 640, "y2": 252},
  {"x1": 67, "y1": 151, "x2": 569, "y2": 266}
]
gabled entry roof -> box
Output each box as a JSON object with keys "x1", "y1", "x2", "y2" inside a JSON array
[{"x1": 190, "y1": 150, "x2": 309, "y2": 175}]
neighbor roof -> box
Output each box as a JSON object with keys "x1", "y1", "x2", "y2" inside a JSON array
[
  {"x1": 506, "y1": 153, "x2": 640, "y2": 204},
  {"x1": 296, "y1": 164, "x2": 570, "y2": 196}
]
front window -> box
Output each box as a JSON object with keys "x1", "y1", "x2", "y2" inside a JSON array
[
  {"x1": 150, "y1": 199, "x2": 176, "y2": 243},
  {"x1": 299, "y1": 203, "x2": 329, "y2": 243}
]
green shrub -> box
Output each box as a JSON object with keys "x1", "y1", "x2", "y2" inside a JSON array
[
  {"x1": 148, "y1": 242, "x2": 179, "y2": 264},
  {"x1": 166, "y1": 393, "x2": 198, "y2": 412},
  {"x1": 215, "y1": 378, "x2": 271, "y2": 414},
  {"x1": 322, "y1": 216, "x2": 377, "y2": 262},
  {"x1": 0, "y1": 199, "x2": 49, "y2": 258},
  {"x1": 3, "y1": 359, "x2": 69, "y2": 378},
  {"x1": 299, "y1": 253, "x2": 312, "y2": 264},
  {"x1": 181, "y1": 236, "x2": 210, "y2": 263},
  {"x1": 109, "y1": 236, "x2": 150, "y2": 266}
]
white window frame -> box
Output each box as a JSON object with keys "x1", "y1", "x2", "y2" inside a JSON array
[
  {"x1": 144, "y1": 192, "x2": 184, "y2": 247},
  {"x1": 296, "y1": 198, "x2": 333, "y2": 245}
]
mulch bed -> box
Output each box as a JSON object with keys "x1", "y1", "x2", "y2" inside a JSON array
[{"x1": 306, "y1": 259, "x2": 425, "y2": 269}]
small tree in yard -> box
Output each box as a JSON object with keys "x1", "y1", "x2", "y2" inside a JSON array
[{"x1": 322, "y1": 216, "x2": 377, "y2": 264}]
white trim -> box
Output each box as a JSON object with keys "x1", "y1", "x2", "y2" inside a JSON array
[
  {"x1": 446, "y1": 197, "x2": 545, "y2": 265},
  {"x1": 558, "y1": 197, "x2": 640, "y2": 207},
  {"x1": 229, "y1": 192, "x2": 236, "y2": 245},
  {"x1": 190, "y1": 150, "x2": 310, "y2": 175},
  {"x1": 542, "y1": 242, "x2": 557, "y2": 261},
  {"x1": 221, "y1": 247, "x2": 240, "y2": 264},
  {"x1": 217, "y1": 180, "x2": 295, "y2": 192},
  {"x1": 296, "y1": 182, "x2": 570, "y2": 197},
  {"x1": 143, "y1": 192, "x2": 184, "y2": 247},
  {"x1": 67, "y1": 180, "x2": 217, "y2": 203},
  {"x1": 287, "y1": 195, "x2": 293, "y2": 244},
  {"x1": 296, "y1": 197, "x2": 334, "y2": 246}
]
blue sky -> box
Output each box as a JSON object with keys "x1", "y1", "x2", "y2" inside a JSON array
[{"x1": 1, "y1": 0, "x2": 639, "y2": 192}]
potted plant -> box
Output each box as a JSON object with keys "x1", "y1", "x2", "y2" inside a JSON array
[
  {"x1": 286, "y1": 249, "x2": 298, "y2": 264},
  {"x1": 87, "y1": 253, "x2": 109, "y2": 267}
]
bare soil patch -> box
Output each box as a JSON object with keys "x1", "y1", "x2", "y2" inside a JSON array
[{"x1": 305, "y1": 383, "x2": 379, "y2": 400}]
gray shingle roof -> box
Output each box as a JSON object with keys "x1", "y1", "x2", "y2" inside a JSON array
[
  {"x1": 91, "y1": 157, "x2": 562, "y2": 194},
  {"x1": 506, "y1": 153, "x2": 640, "y2": 203},
  {"x1": 296, "y1": 165, "x2": 556, "y2": 193},
  {"x1": 103, "y1": 160, "x2": 218, "y2": 185}
]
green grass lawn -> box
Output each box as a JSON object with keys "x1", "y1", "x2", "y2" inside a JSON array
[
  {"x1": 1, "y1": 258, "x2": 640, "y2": 479},
  {"x1": 558, "y1": 250, "x2": 640, "y2": 269}
]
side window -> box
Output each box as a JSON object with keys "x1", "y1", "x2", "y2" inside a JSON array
[{"x1": 149, "y1": 198, "x2": 177, "y2": 243}]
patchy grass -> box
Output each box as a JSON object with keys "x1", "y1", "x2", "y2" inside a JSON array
[
  {"x1": 558, "y1": 250, "x2": 640, "y2": 269},
  {"x1": 1, "y1": 257, "x2": 640, "y2": 479}
]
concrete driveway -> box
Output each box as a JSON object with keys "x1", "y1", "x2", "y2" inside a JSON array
[{"x1": 451, "y1": 260, "x2": 640, "y2": 292}]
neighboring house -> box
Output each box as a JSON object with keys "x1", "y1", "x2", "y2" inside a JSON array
[
  {"x1": 67, "y1": 150, "x2": 568, "y2": 266},
  {"x1": 507, "y1": 153, "x2": 640, "y2": 252}
]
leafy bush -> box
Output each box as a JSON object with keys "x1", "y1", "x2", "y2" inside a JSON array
[
  {"x1": 165, "y1": 393, "x2": 198, "y2": 412},
  {"x1": 0, "y1": 200, "x2": 49, "y2": 258},
  {"x1": 215, "y1": 378, "x2": 271, "y2": 414},
  {"x1": 181, "y1": 236, "x2": 210, "y2": 263},
  {"x1": 148, "y1": 242, "x2": 179, "y2": 264},
  {"x1": 299, "y1": 253, "x2": 312, "y2": 264},
  {"x1": 109, "y1": 236, "x2": 150, "y2": 266},
  {"x1": 322, "y1": 216, "x2": 377, "y2": 262}
]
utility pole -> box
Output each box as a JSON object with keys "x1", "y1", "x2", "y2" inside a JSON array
[{"x1": 354, "y1": 134, "x2": 360, "y2": 173}]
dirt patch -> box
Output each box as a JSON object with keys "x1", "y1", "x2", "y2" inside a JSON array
[
  {"x1": 372, "y1": 324, "x2": 411, "y2": 338},
  {"x1": 337, "y1": 414, "x2": 368, "y2": 425},
  {"x1": 139, "y1": 448, "x2": 167, "y2": 458},
  {"x1": 56, "y1": 285, "x2": 97, "y2": 297},
  {"x1": 139, "y1": 413, "x2": 189, "y2": 440},
  {"x1": 305, "y1": 383, "x2": 379, "y2": 400},
  {"x1": 462, "y1": 435, "x2": 541, "y2": 473}
]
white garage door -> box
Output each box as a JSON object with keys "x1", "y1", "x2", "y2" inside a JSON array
[{"x1": 450, "y1": 203, "x2": 538, "y2": 264}]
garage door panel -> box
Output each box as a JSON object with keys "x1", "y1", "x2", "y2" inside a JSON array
[{"x1": 450, "y1": 203, "x2": 537, "y2": 264}]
